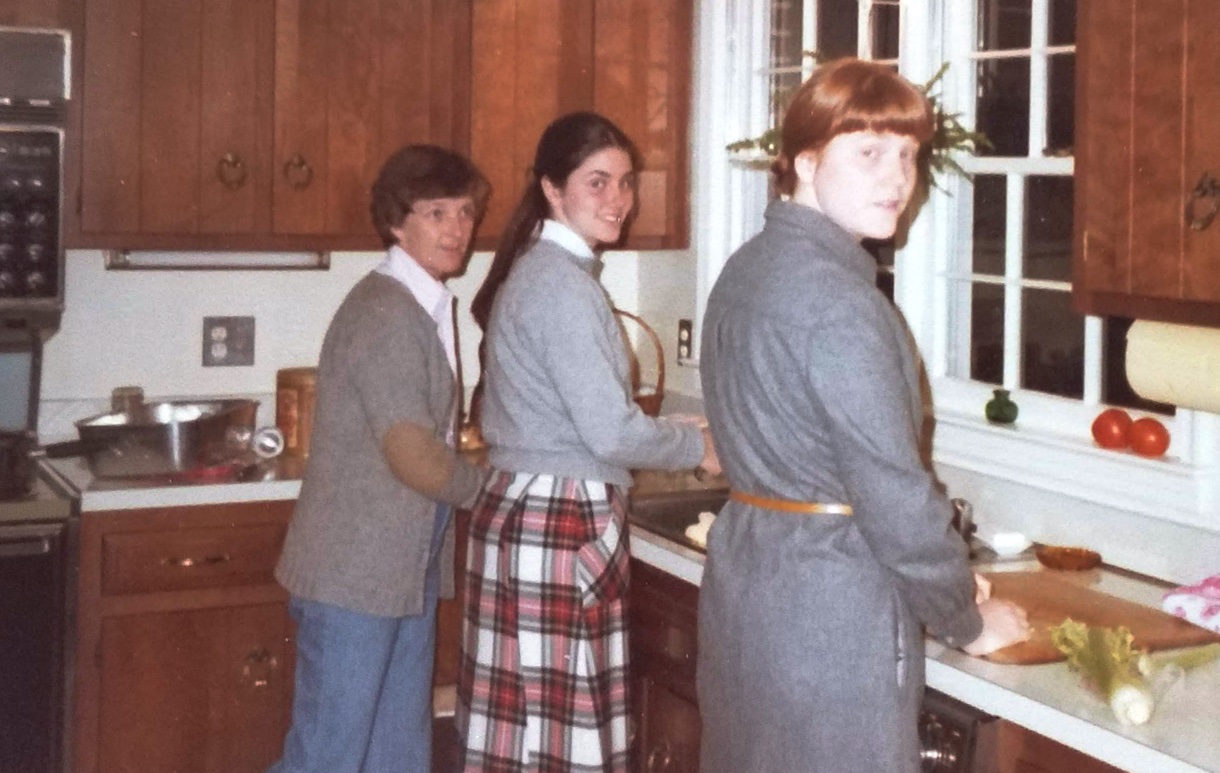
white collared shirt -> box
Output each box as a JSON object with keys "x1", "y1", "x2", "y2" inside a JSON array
[
  {"x1": 374, "y1": 245, "x2": 457, "y2": 377},
  {"x1": 540, "y1": 219, "x2": 595, "y2": 260}
]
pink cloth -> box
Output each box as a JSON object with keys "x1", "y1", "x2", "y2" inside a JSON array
[{"x1": 1162, "y1": 575, "x2": 1220, "y2": 633}]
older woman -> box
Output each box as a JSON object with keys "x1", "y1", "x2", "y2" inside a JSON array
[
  {"x1": 697, "y1": 59, "x2": 1030, "y2": 772},
  {"x1": 271, "y1": 145, "x2": 489, "y2": 773}
]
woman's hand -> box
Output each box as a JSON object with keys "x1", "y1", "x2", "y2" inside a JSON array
[
  {"x1": 973, "y1": 572, "x2": 992, "y2": 604},
  {"x1": 961, "y1": 598, "x2": 1032, "y2": 657},
  {"x1": 697, "y1": 427, "x2": 722, "y2": 477}
]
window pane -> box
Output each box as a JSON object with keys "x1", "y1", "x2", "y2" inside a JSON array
[
  {"x1": 771, "y1": 0, "x2": 806, "y2": 126},
  {"x1": 871, "y1": 4, "x2": 900, "y2": 60},
  {"x1": 976, "y1": 58, "x2": 1030, "y2": 156},
  {"x1": 978, "y1": 0, "x2": 1031, "y2": 51},
  {"x1": 1024, "y1": 176, "x2": 1073, "y2": 282},
  {"x1": 1049, "y1": 0, "x2": 1076, "y2": 46},
  {"x1": 1102, "y1": 318, "x2": 1175, "y2": 414},
  {"x1": 818, "y1": 0, "x2": 859, "y2": 60},
  {"x1": 1047, "y1": 53, "x2": 1075, "y2": 156},
  {"x1": 1021, "y1": 288, "x2": 1083, "y2": 398},
  {"x1": 972, "y1": 176, "x2": 1006, "y2": 275},
  {"x1": 971, "y1": 284, "x2": 1005, "y2": 384}
]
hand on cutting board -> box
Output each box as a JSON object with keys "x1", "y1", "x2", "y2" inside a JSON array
[{"x1": 962, "y1": 599, "x2": 1032, "y2": 657}]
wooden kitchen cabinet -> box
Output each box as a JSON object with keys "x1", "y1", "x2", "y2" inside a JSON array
[
  {"x1": 0, "y1": 0, "x2": 76, "y2": 27},
  {"x1": 470, "y1": 0, "x2": 693, "y2": 251},
  {"x1": 72, "y1": 0, "x2": 471, "y2": 252},
  {"x1": 629, "y1": 558, "x2": 701, "y2": 773},
  {"x1": 1073, "y1": 0, "x2": 1220, "y2": 327},
  {"x1": 74, "y1": 500, "x2": 295, "y2": 773},
  {"x1": 992, "y1": 720, "x2": 1122, "y2": 773}
]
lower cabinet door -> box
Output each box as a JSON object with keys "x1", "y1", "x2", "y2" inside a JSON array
[
  {"x1": 98, "y1": 602, "x2": 294, "y2": 773},
  {"x1": 636, "y1": 677, "x2": 700, "y2": 773}
]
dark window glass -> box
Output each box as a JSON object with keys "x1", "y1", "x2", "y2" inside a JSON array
[
  {"x1": 1020, "y1": 288, "x2": 1083, "y2": 398},
  {"x1": 1024, "y1": 176, "x2": 1073, "y2": 282},
  {"x1": 871, "y1": 3, "x2": 900, "y2": 59},
  {"x1": 1048, "y1": 0, "x2": 1076, "y2": 46},
  {"x1": 972, "y1": 176, "x2": 1006, "y2": 275},
  {"x1": 1101, "y1": 318, "x2": 1175, "y2": 415},
  {"x1": 970, "y1": 284, "x2": 1005, "y2": 384},
  {"x1": 977, "y1": 0, "x2": 1031, "y2": 51},
  {"x1": 818, "y1": 0, "x2": 859, "y2": 60},
  {"x1": 771, "y1": 0, "x2": 806, "y2": 125},
  {"x1": 976, "y1": 58, "x2": 1030, "y2": 156},
  {"x1": 1046, "y1": 53, "x2": 1075, "y2": 155}
]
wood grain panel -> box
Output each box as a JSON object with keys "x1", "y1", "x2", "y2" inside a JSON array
[
  {"x1": 79, "y1": 0, "x2": 142, "y2": 233},
  {"x1": 0, "y1": 0, "x2": 72, "y2": 27},
  {"x1": 471, "y1": 0, "x2": 524, "y2": 238},
  {"x1": 1127, "y1": 0, "x2": 1186, "y2": 300},
  {"x1": 378, "y1": 0, "x2": 435, "y2": 156},
  {"x1": 273, "y1": 0, "x2": 331, "y2": 234},
  {"x1": 198, "y1": 0, "x2": 274, "y2": 234},
  {"x1": 1183, "y1": 0, "x2": 1220, "y2": 303},
  {"x1": 323, "y1": 0, "x2": 381, "y2": 236},
  {"x1": 1073, "y1": 0, "x2": 1134, "y2": 301},
  {"x1": 140, "y1": 0, "x2": 202, "y2": 233}
]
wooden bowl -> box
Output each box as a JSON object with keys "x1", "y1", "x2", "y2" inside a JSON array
[{"x1": 1035, "y1": 544, "x2": 1101, "y2": 571}]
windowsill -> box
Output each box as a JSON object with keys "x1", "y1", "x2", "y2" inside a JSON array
[{"x1": 931, "y1": 409, "x2": 1210, "y2": 530}]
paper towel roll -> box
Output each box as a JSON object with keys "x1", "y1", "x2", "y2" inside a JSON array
[{"x1": 1126, "y1": 321, "x2": 1220, "y2": 414}]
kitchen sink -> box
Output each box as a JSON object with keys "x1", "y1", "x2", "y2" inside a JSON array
[{"x1": 628, "y1": 488, "x2": 728, "y2": 552}]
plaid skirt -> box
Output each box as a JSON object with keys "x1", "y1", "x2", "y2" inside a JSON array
[{"x1": 456, "y1": 470, "x2": 631, "y2": 773}]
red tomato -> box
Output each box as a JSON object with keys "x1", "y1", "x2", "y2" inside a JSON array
[
  {"x1": 1130, "y1": 417, "x2": 1171, "y2": 457},
  {"x1": 1091, "y1": 408, "x2": 1132, "y2": 449}
]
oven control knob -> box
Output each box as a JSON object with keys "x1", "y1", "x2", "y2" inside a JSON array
[
  {"x1": 25, "y1": 174, "x2": 48, "y2": 195},
  {"x1": 26, "y1": 243, "x2": 46, "y2": 264},
  {"x1": 0, "y1": 269, "x2": 17, "y2": 294},
  {"x1": 1, "y1": 175, "x2": 21, "y2": 195},
  {"x1": 25, "y1": 271, "x2": 47, "y2": 294},
  {"x1": 24, "y1": 209, "x2": 49, "y2": 229},
  {"x1": 0, "y1": 242, "x2": 14, "y2": 263},
  {"x1": 0, "y1": 209, "x2": 17, "y2": 230}
]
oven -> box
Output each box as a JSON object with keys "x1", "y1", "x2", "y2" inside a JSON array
[
  {"x1": 0, "y1": 474, "x2": 79, "y2": 773},
  {"x1": 919, "y1": 687, "x2": 998, "y2": 772}
]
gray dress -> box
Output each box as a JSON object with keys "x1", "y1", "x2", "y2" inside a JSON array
[{"x1": 697, "y1": 201, "x2": 983, "y2": 773}]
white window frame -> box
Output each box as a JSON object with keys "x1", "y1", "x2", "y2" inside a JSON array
[{"x1": 689, "y1": 0, "x2": 1220, "y2": 530}]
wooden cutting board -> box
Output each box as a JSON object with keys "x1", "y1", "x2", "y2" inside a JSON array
[{"x1": 980, "y1": 570, "x2": 1220, "y2": 665}]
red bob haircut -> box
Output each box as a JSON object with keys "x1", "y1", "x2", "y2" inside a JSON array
[{"x1": 773, "y1": 58, "x2": 934, "y2": 196}]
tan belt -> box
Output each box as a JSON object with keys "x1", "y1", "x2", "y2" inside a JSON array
[{"x1": 729, "y1": 490, "x2": 854, "y2": 516}]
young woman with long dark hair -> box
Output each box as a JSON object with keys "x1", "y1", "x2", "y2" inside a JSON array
[{"x1": 456, "y1": 112, "x2": 718, "y2": 772}]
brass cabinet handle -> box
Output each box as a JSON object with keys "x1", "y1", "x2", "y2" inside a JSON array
[
  {"x1": 216, "y1": 152, "x2": 249, "y2": 190},
  {"x1": 1185, "y1": 172, "x2": 1219, "y2": 231},
  {"x1": 242, "y1": 646, "x2": 279, "y2": 688},
  {"x1": 161, "y1": 553, "x2": 230, "y2": 568},
  {"x1": 283, "y1": 153, "x2": 314, "y2": 190}
]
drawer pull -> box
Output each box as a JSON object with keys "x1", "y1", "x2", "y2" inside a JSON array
[
  {"x1": 283, "y1": 153, "x2": 314, "y2": 190},
  {"x1": 1185, "y1": 172, "x2": 1219, "y2": 231},
  {"x1": 216, "y1": 152, "x2": 249, "y2": 190},
  {"x1": 242, "y1": 647, "x2": 279, "y2": 688},
  {"x1": 161, "y1": 553, "x2": 231, "y2": 568}
]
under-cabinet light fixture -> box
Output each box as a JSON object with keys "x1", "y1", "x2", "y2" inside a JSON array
[{"x1": 104, "y1": 250, "x2": 330, "y2": 271}]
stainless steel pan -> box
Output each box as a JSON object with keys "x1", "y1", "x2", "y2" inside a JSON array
[{"x1": 39, "y1": 398, "x2": 283, "y2": 479}]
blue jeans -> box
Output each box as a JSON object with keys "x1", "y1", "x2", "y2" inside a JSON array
[{"x1": 268, "y1": 506, "x2": 450, "y2": 773}]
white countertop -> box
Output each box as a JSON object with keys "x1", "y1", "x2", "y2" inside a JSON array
[
  {"x1": 631, "y1": 528, "x2": 1220, "y2": 773},
  {"x1": 49, "y1": 462, "x2": 1219, "y2": 772}
]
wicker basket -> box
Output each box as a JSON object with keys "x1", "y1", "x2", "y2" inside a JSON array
[{"x1": 613, "y1": 308, "x2": 665, "y2": 417}]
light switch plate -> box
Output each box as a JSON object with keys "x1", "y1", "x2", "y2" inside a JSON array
[{"x1": 202, "y1": 316, "x2": 255, "y2": 367}]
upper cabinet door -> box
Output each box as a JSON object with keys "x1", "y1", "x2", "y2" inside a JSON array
[
  {"x1": 72, "y1": 0, "x2": 471, "y2": 251},
  {"x1": 0, "y1": 0, "x2": 75, "y2": 27},
  {"x1": 1073, "y1": 0, "x2": 1220, "y2": 327},
  {"x1": 593, "y1": 0, "x2": 692, "y2": 248},
  {"x1": 273, "y1": 0, "x2": 472, "y2": 240},
  {"x1": 470, "y1": 0, "x2": 691, "y2": 251},
  {"x1": 78, "y1": 0, "x2": 274, "y2": 240}
]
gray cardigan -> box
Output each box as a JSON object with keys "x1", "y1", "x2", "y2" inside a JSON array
[
  {"x1": 275, "y1": 272, "x2": 483, "y2": 617},
  {"x1": 697, "y1": 201, "x2": 983, "y2": 772},
  {"x1": 481, "y1": 239, "x2": 703, "y2": 486}
]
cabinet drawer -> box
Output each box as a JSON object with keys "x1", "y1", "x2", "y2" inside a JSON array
[{"x1": 102, "y1": 522, "x2": 286, "y2": 596}]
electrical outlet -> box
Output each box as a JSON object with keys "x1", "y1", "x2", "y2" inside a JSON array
[
  {"x1": 677, "y1": 318, "x2": 693, "y2": 360},
  {"x1": 202, "y1": 316, "x2": 255, "y2": 367}
]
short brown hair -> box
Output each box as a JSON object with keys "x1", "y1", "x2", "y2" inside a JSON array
[
  {"x1": 370, "y1": 145, "x2": 490, "y2": 248},
  {"x1": 773, "y1": 58, "x2": 934, "y2": 196}
]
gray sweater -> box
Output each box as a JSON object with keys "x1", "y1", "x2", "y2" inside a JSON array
[
  {"x1": 276, "y1": 272, "x2": 484, "y2": 617},
  {"x1": 481, "y1": 239, "x2": 703, "y2": 486}
]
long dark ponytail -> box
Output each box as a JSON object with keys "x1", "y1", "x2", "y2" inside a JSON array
[{"x1": 470, "y1": 111, "x2": 640, "y2": 331}]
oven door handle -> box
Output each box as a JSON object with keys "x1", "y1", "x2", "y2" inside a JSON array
[{"x1": 0, "y1": 536, "x2": 52, "y2": 558}]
